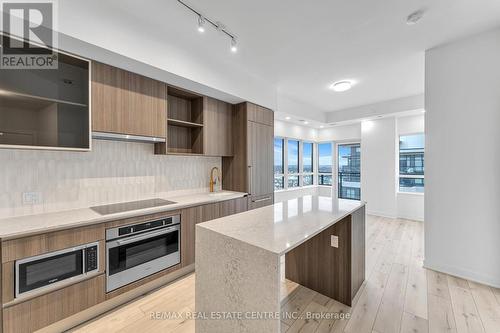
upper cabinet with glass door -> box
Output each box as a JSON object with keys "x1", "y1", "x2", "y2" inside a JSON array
[{"x1": 0, "y1": 34, "x2": 90, "y2": 150}]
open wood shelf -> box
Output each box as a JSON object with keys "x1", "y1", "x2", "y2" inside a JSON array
[
  {"x1": 155, "y1": 86, "x2": 205, "y2": 155},
  {"x1": 167, "y1": 118, "x2": 204, "y2": 128},
  {"x1": 0, "y1": 90, "x2": 88, "y2": 108}
]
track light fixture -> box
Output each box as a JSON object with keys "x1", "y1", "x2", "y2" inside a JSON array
[
  {"x1": 177, "y1": 0, "x2": 239, "y2": 54},
  {"x1": 197, "y1": 15, "x2": 205, "y2": 33},
  {"x1": 230, "y1": 38, "x2": 238, "y2": 53}
]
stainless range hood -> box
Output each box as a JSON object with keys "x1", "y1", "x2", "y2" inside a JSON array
[{"x1": 92, "y1": 132, "x2": 166, "y2": 144}]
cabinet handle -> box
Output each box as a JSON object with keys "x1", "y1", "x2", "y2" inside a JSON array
[
  {"x1": 252, "y1": 196, "x2": 271, "y2": 203},
  {"x1": 248, "y1": 165, "x2": 252, "y2": 195}
]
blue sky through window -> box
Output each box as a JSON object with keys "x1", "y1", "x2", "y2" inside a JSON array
[
  {"x1": 288, "y1": 140, "x2": 299, "y2": 173},
  {"x1": 318, "y1": 143, "x2": 332, "y2": 173}
]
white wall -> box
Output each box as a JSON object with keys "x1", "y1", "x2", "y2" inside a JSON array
[
  {"x1": 274, "y1": 120, "x2": 318, "y2": 141},
  {"x1": 360, "y1": 118, "x2": 398, "y2": 217},
  {"x1": 397, "y1": 115, "x2": 425, "y2": 221},
  {"x1": 317, "y1": 124, "x2": 361, "y2": 142},
  {"x1": 425, "y1": 28, "x2": 500, "y2": 287}
]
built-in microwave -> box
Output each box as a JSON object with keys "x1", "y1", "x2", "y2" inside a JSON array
[{"x1": 15, "y1": 242, "x2": 99, "y2": 298}]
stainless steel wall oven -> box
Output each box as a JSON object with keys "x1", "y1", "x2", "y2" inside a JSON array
[{"x1": 105, "y1": 215, "x2": 181, "y2": 292}]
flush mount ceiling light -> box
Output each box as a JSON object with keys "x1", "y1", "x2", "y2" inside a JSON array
[
  {"x1": 330, "y1": 81, "x2": 353, "y2": 92},
  {"x1": 285, "y1": 116, "x2": 291, "y2": 120},
  {"x1": 406, "y1": 9, "x2": 425, "y2": 25},
  {"x1": 178, "y1": 0, "x2": 239, "y2": 54}
]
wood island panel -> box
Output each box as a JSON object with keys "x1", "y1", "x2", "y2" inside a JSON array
[{"x1": 285, "y1": 213, "x2": 365, "y2": 306}]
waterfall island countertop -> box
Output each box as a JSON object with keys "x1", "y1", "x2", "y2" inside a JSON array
[
  {"x1": 195, "y1": 195, "x2": 366, "y2": 333},
  {"x1": 197, "y1": 195, "x2": 365, "y2": 255}
]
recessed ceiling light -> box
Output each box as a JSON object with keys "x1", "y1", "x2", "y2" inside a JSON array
[
  {"x1": 330, "y1": 81, "x2": 352, "y2": 92},
  {"x1": 303, "y1": 121, "x2": 309, "y2": 125},
  {"x1": 320, "y1": 125, "x2": 324, "y2": 128},
  {"x1": 406, "y1": 9, "x2": 425, "y2": 25},
  {"x1": 285, "y1": 116, "x2": 291, "y2": 120}
]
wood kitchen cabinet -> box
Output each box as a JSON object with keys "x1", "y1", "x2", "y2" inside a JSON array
[
  {"x1": 181, "y1": 199, "x2": 248, "y2": 267},
  {"x1": 91, "y1": 62, "x2": 167, "y2": 138},
  {"x1": 222, "y1": 102, "x2": 274, "y2": 209},
  {"x1": 204, "y1": 97, "x2": 233, "y2": 156},
  {"x1": 220, "y1": 197, "x2": 248, "y2": 217},
  {"x1": 246, "y1": 102, "x2": 274, "y2": 127},
  {"x1": 247, "y1": 120, "x2": 274, "y2": 197}
]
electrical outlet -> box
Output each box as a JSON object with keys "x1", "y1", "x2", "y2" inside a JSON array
[
  {"x1": 22, "y1": 192, "x2": 42, "y2": 205},
  {"x1": 331, "y1": 235, "x2": 339, "y2": 248}
]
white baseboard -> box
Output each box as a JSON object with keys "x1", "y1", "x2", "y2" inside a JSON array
[
  {"x1": 424, "y1": 260, "x2": 500, "y2": 289},
  {"x1": 366, "y1": 209, "x2": 397, "y2": 219},
  {"x1": 397, "y1": 213, "x2": 424, "y2": 222}
]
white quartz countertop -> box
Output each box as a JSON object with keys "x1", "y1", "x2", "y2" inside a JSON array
[
  {"x1": 0, "y1": 191, "x2": 247, "y2": 240},
  {"x1": 198, "y1": 195, "x2": 365, "y2": 255}
]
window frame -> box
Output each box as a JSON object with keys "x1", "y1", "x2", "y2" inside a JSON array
[
  {"x1": 398, "y1": 132, "x2": 425, "y2": 194},
  {"x1": 273, "y1": 137, "x2": 285, "y2": 190},
  {"x1": 317, "y1": 141, "x2": 334, "y2": 187},
  {"x1": 336, "y1": 141, "x2": 362, "y2": 201},
  {"x1": 274, "y1": 136, "x2": 318, "y2": 191},
  {"x1": 302, "y1": 141, "x2": 314, "y2": 186}
]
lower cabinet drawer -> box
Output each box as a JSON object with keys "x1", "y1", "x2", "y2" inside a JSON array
[
  {"x1": 248, "y1": 194, "x2": 274, "y2": 210},
  {"x1": 2, "y1": 275, "x2": 105, "y2": 333}
]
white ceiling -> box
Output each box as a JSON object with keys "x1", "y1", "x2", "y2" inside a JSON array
[{"x1": 59, "y1": 0, "x2": 500, "y2": 115}]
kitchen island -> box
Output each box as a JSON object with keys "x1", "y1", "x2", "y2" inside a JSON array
[{"x1": 195, "y1": 195, "x2": 366, "y2": 333}]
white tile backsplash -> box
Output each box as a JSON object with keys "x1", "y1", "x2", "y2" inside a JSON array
[{"x1": 0, "y1": 140, "x2": 221, "y2": 218}]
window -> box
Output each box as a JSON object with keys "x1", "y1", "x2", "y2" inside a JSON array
[
  {"x1": 287, "y1": 140, "x2": 299, "y2": 187},
  {"x1": 338, "y1": 143, "x2": 361, "y2": 200},
  {"x1": 274, "y1": 138, "x2": 284, "y2": 190},
  {"x1": 399, "y1": 133, "x2": 424, "y2": 193},
  {"x1": 318, "y1": 143, "x2": 333, "y2": 186},
  {"x1": 287, "y1": 140, "x2": 299, "y2": 173},
  {"x1": 288, "y1": 175, "x2": 299, "y2": 188},
  {"x1": 303, "y1": 142, "x2": 314, "y2": 186}
]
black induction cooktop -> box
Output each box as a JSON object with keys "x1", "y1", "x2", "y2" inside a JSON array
[{"x1": 90, "y1": 198, "x2": 177, "y2": 215}]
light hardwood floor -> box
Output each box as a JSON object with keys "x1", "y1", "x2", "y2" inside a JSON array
[{"x1": 71, "y1": 215, "x2": 500, "y2": 333}]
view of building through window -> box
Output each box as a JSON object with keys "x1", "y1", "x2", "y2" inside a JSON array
[
  {"x1": 274, "y1": 135, "x2": 424, "y2": 196},
  {"x1": 318, "y1": 143, "x2": 333, "y2": 186},
  {"x1": 399, "y1": 134, "x2": 425, "y2": 193},
  {"x1": 274, "y1": 138, "x2": 284, "y2": 190},
  {"x1": 338, "y1": 143, "x2": 361, "y2": 200}
]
